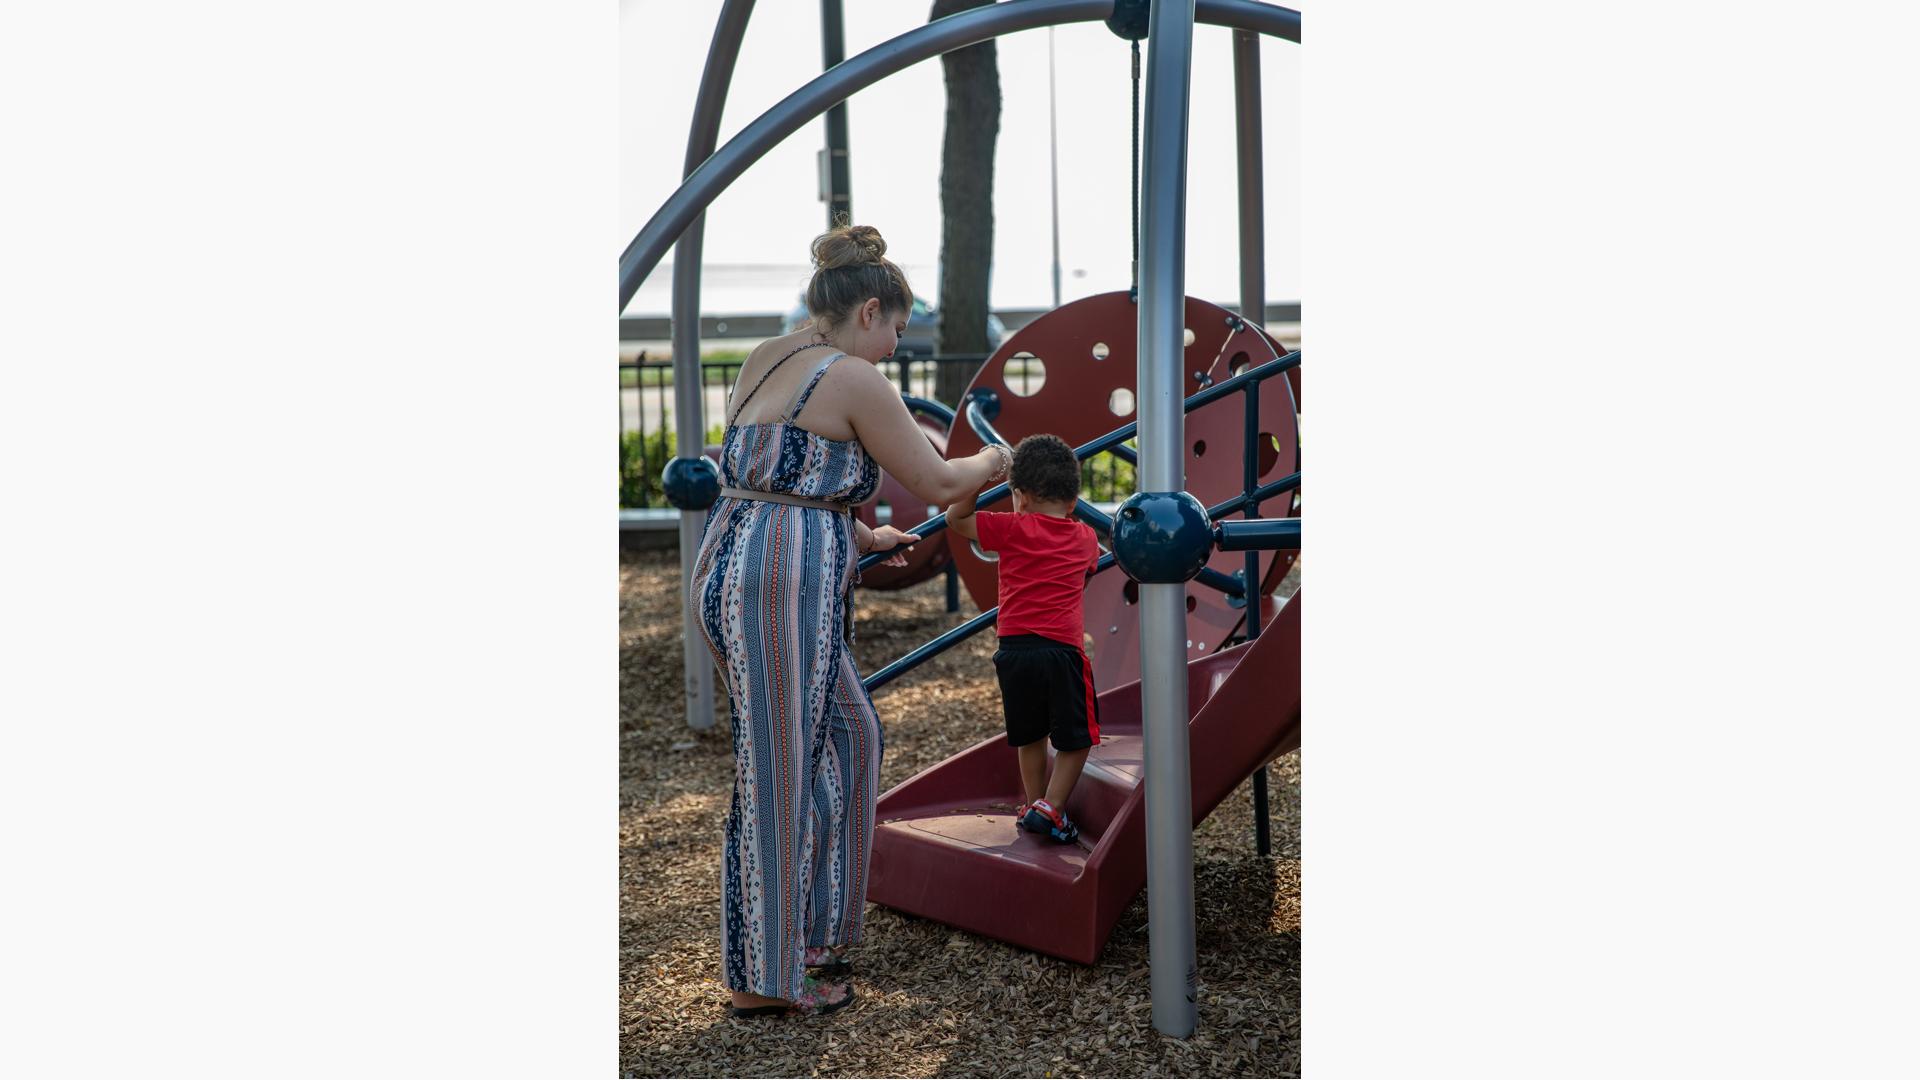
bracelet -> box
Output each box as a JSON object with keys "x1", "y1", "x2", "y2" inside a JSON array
[{"x1": 988, "y1": 443, "x2": 1013, "y2": 481}]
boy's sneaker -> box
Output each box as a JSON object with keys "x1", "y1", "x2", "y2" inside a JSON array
[{"x1": 1019, "y1": 799, "x2": 1079, "y2": 843}]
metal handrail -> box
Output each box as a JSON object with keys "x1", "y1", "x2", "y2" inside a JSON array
[
  {"x1": 858, "y1": 349, "x2": 1298, "y2": 572},
  {"x1": 859, "y1": 350, "x2": 1301, "y2": 693}
]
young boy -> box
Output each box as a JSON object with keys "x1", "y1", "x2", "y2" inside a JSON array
[{"x1": 947, "y1": 434, "x2": 1101, "y2": 843}]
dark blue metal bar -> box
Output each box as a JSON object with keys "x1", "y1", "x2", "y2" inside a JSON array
[
  {"x1": 900, "y1": 393, "x2": 955, "y2": 427},
  {"x1": 859, "y1": 352, "x2": 1301, "y2": 687},
  {"x1": 1193, "y1": 565, "x2": 1246, "y2": 598},
  {"x1": 1244, "y1": 371, "x2": 1263, "y2": 640},
  {"x1": 1182, "y1": 349, "x2": 1298, "y2": 412},
  {"x1": 967, "y1": 353, "x2": 1297, "y2": 474},
  {"x1": 864, "y1": 548, "x2": 1124, "y2": 692},
  {"x1": 1206, "y1": 471, "x2": 1300, "y2": 521},
  {"x1": 855, "y1": 481, "x2": 1012, "y2": 574},
  {"x1": 1061, "y1": 349, "x2": 1297, "y2": 466},
  {"x1": 1215, "y1": 517, "x2": 1301, "y2": 551},
  {"x1": 864, "y1": 606, "x2": 999, "y2": 693},
  {"x1": 963, "y1": 397, "x2": 1123, "y2": 538},
  {"x1": 1075, "y1": 498, "x2": 1115, "y2": 534}
]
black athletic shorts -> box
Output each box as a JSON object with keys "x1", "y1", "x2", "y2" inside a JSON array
[{"x1": 992, "y1": 633, "x2": 1100, "y2": 751}]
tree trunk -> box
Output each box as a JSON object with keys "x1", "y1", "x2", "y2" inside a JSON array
[{"x1": 930, "y1": 0, "x2": 1000, "y2": 407}]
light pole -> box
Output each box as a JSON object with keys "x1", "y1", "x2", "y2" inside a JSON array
[{"x1": 1049, "y1": 26, "x2": 1062, "y2": 309}]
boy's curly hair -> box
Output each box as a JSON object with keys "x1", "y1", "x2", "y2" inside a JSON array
[{"x1": 1009, "y1": 434, "x2": 1082, "y2": 504}]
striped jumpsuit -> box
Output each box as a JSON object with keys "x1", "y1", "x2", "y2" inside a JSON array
[{"x1": 692, "y1": 349, "x2": 885, "y2": 1000}]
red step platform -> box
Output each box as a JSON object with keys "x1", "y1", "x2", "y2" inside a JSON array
[{"x1": 867, "y1": 592, "x2": 1301, "y2": 964}]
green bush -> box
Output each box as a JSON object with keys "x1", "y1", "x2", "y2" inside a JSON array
[
  {"x1": 1080, "y1": 441, "x2": 1136, "y2": 502},
  {"x1": 621, "y1": 425, "x2": 727, "y2": 509}
]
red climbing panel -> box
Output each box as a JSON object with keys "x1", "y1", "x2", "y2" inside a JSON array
[
  {"x1": 866, "y1": 592, "x2": 1301, "y2": 964},
  {"x1": 943, "y1": 291, "x2": 1300, "y2": 689}
]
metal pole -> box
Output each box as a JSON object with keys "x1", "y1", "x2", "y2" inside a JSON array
[
  {"x1": 820, "y1": 0, "x2": 853, "y2": 226},
  {"x1": 1049, "y1": 26, "x2": 1062, "y2": 309},
  {"x1": 1246, "y1": 373, "x2": 1270, "y2": 854},
  {"x1": 1232, "y1": 25, "x2": 1270, "y2": 852},
  {"x1": 671, "y1": 0, "x2": 757, "y2": 730},
  {"x1": 1232, "y1": 29, "x2": 1265, "y2": 340},
  {"x1": 619, "y1": 0, "x2": 1300, "y2": 306},
  {"x1": 1138, "y1": 0, "x2": 1200, "y2": 1039}
]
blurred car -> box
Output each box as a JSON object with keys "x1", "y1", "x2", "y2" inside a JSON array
[{"x1": 784, "y1": 294, "x2": 1005, "y2": 359}]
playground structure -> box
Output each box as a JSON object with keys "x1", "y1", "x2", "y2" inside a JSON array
[{"x1": 620, "y1": 0, "x2": 1301, "y2": 1037}]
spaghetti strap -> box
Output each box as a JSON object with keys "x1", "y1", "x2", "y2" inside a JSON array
[
  {"x1": 727, "y1": 341, "x2": 830, "y2": 428},
  {"x1": 781, "y1": 351, "x2": 848, "y2": 424}
]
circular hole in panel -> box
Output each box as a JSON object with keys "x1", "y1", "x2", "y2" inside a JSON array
[
  {"x1": 1091, "y1": 342, "x2": 1110, "y2": 361},
  {"x1": 969, "y1": 539, "x2": 999, "y2": 563},
  {"x1": 1185, "y1": 594, "x2": 1197, "y2": 613},
  {"x1": 1182, "y1": 327, "x2": 1196, "y2": 347},
  {"x1": 1005, "y1": 352, "x2": 1046, "y2": 397},
  {"x1": 1192, "y1": 439, "x2": 1207, "y2": 458},
  {"x1": 1258, "y1": 432, "x2": 1282, "y2": 477},
  {"x1": 1123, "y1": 580, "x2": 1139, "y2": 605},
  {"x1": 875, "y1": 499, "x2": 892, "y2": 525},
  {"x1": 1229, "y1": 350, "x2": 1252, "y2": 375},
  {"x1": 1108, "y1": 388, "x2": 1135, "y2": 416}
]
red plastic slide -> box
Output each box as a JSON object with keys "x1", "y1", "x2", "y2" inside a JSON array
[{"x1": 867, "y1": 593, "x2": 1301, "y2": 964}]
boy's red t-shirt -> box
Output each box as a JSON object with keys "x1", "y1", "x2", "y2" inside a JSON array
[{"x1": 975, "y1": 511, "x2": 1100, "y2": 648}]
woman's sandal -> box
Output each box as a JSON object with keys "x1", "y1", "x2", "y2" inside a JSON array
[
  {"x1": 803, "y1": 946, "x2": 852, "y2": 980},
  {"x1": 726, "y1": 975, "x2": 854, "y2": 1019}
]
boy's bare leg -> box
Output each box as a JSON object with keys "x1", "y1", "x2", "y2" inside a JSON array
[
  {"x1": 1044, "y1": 746, "x2": 1090, "y2": 809},
  {"x1": 1016, "y1": 741, "x2": 1049, "y2": 804}
]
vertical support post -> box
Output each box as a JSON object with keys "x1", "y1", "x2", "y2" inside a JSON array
[
  {"x1": 1232, "y1": 29, "x2": 1265, "y2": 331},
  {"x1": 820, "y1": 0, "x2": 853, "y2": 226},
  {"x1": 672, "y1": 255, "x2": 713, "y2": 730},
  {"x1": 1234, "y1": 26, "x2": 1271, "y2": 853},
  {"x1": 1137, "y1": 0, "x2": 1199, "y2": 1039},
  {"x1": 1048, "y1": 26, "x2": 1063, "y2": 309},
  {"x1": 945, "y1": 559, "x2": 960, "y2": 613},
  {"x1": 1246, "y1": 375, "x2": 1270, "y2": 856},
  {"x1": 671, "y1": 0, "x2": 757, "y2": 730}
]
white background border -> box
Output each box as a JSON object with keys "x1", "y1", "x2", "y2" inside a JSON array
[{"x1": 3, "y1": 1, "x2": 1917, "y2": 1076}]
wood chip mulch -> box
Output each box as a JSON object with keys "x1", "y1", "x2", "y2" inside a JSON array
[{"x1": 621, "y1": 550, "x2": 1302, "y2": 1078}]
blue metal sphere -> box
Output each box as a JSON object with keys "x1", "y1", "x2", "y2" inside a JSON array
[
  {"x1": 1111, "y1": 490, "x2": 1214, "y2": 583},
  {"x1": 661, "y1": 455, "x2": 720, "y2": 511}
]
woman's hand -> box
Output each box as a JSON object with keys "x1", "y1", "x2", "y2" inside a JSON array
[{"x1": 866, "y1": 524, "x2": 918, "y2": 567}]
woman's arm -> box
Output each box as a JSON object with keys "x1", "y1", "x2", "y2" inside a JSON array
[
  {"x1": 854, "y1": 518, "x2": 911, "y2": 567},
  {"x1": 844, "y1": 364, "x2": 1006, "y2": 506}
]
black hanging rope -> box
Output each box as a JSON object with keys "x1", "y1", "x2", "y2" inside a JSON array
[
  {"x1": 1107, "y1": 0, "x2": 1148, "y2": 301},
  {"x1": 1130, "y1": 39, "x2": 1141, "y2": 299}
]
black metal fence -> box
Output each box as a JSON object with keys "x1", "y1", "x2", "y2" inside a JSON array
[{"x1": 619, "y1": 353, "x2": 1133, "y2": 509}]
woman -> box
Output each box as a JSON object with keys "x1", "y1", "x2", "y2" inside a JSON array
[{"x1": 692, "y1": 225, "x2": 1013, "y2": 1017}]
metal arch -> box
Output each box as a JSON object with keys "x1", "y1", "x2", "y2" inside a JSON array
[
  {"x1": 670, "y1": 0, "x2": 758, "y2": 731},
  {"x1": 1197, "y1": 0, "x2": 1300, "y2": 41},
  {"x1": 618, "y1": 0, "x2": 1302, "y2": 309}
]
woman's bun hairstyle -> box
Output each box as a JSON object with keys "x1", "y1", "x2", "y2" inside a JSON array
[
  {"x1": 811, "y1": 224, "x2": 888, "y2": 270},
  {"x1": 806, "y1": 224, "x2": 912, "y2": 333}
]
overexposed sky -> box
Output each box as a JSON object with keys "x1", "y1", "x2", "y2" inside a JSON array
[{"x1": 620, "y1": 0, "x2": 1300, "y2": 315}]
